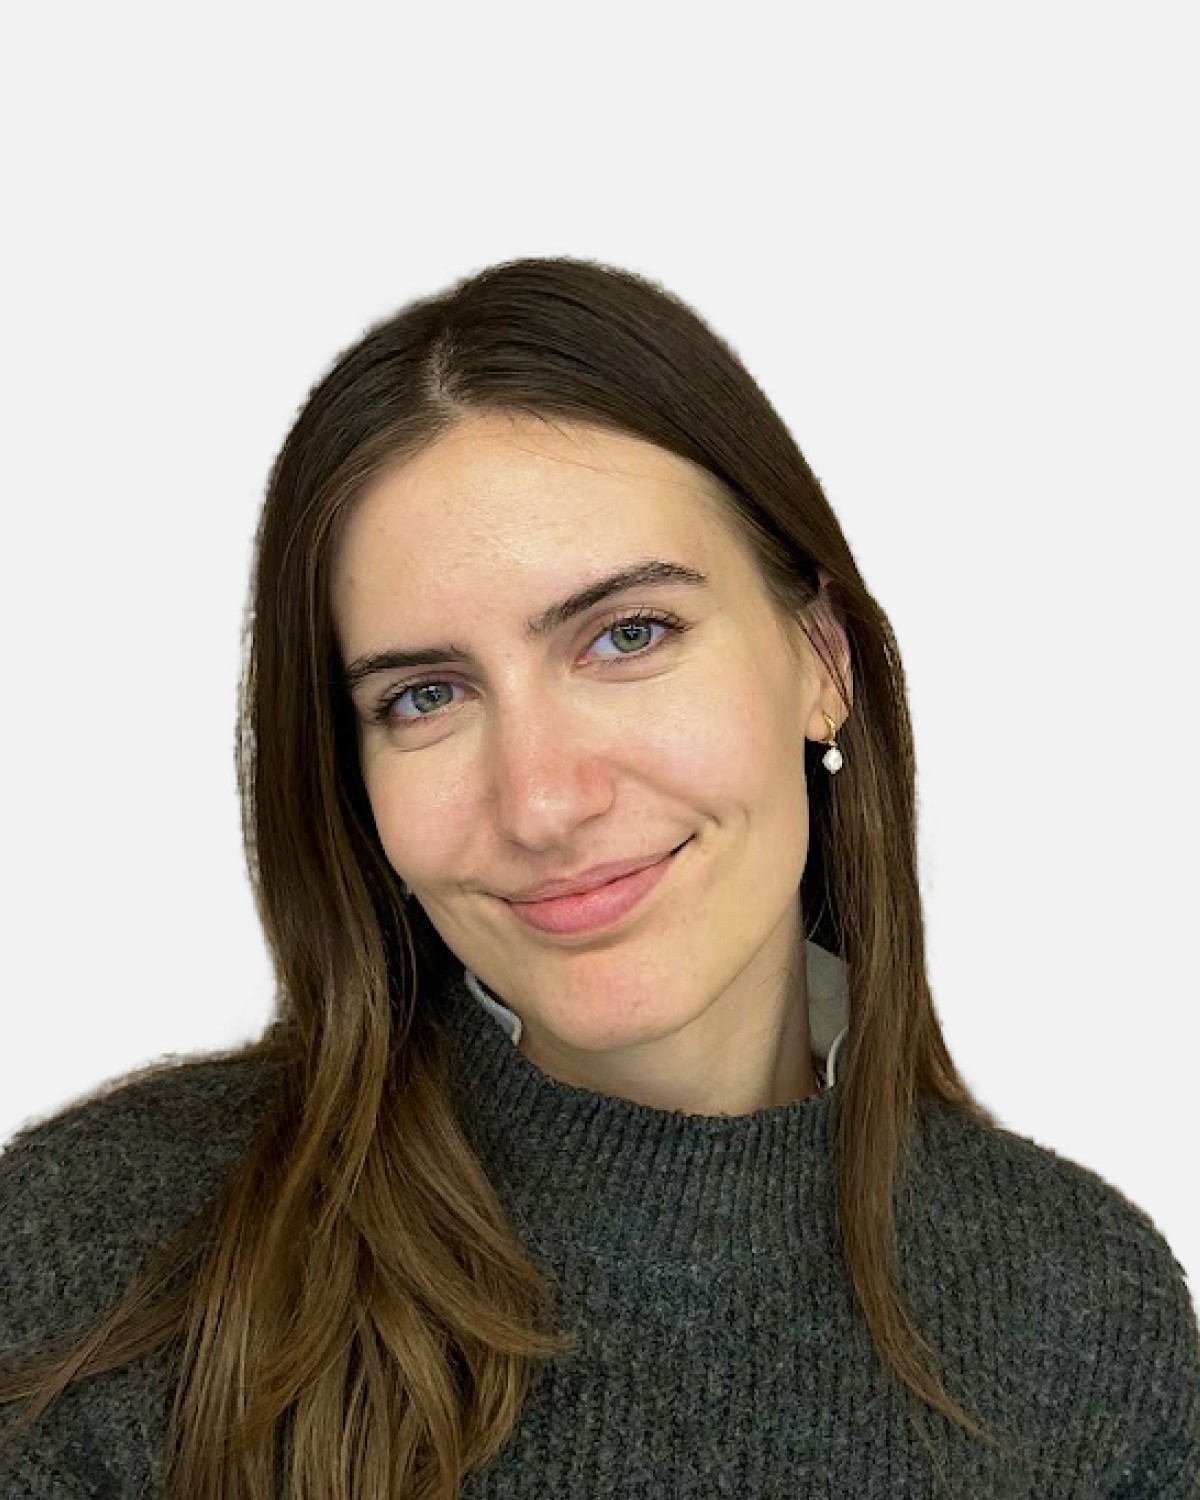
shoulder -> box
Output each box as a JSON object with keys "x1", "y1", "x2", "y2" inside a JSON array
[
  {"x1": 908, "y1": 1099, "x2": 1200, "y2": 1486},
  {"x1": 0, "y1": 1049, "x2": 283, "y2": 1359},
  {"x1": 911, "y1": 1097, "x2": 1192, "y2": 1279}
]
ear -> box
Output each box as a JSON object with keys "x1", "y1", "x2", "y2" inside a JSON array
[{"x1": 811, "y1": 567, "x2": 854, "y2": 717}]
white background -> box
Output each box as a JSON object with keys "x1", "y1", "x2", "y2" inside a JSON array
[{"x1": 2, "y1": 4, "x2": 1196, "y2": 1291}]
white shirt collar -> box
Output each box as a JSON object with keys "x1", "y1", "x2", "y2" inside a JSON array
[{"x1": 463, "y1": 938, "x2": 851, "y2": 1090}]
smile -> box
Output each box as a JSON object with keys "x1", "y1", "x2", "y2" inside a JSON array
[{"x1": 504, "y1": 840, "x2": 690, "y2": 938}]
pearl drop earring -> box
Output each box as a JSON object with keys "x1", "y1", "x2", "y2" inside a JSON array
[{"x1": 821, "y1": 711, "x2": 844, "y2": 774}]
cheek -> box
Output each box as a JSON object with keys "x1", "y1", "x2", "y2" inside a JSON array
[
  {"x1": 654, "y1": 681, "x2": 782, "y2": 802},
  {"x1": 361, "y1": 767, "x2": 467, "y2": 880},
  {"x1": 667, "y1": 691, "x2": 808, "y2": 870},
  {"x1": 659, "y1": 723, "x2": 751, "y2": 802}
]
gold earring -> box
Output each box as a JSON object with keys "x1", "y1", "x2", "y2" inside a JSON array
[{"x1": 821, "y1": 712, "x2": 844, "y2": 774}]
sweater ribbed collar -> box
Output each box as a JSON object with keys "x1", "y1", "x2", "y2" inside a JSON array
[{"x1": 439, "y1": 942, "x2": 851, "y2": 1263}]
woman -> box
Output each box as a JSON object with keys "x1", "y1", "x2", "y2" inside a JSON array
[{"x1": 2, "y1": 257, "x2": 1196, "y2": 1498}]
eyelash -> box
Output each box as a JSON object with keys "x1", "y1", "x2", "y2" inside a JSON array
[{"x1": 369, "y1": 607, "x2": 691, "y2": 730}]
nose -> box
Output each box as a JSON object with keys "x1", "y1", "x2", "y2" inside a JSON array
[{"x1": 487, "y1": 706, "x2": 621, "y2": 851}]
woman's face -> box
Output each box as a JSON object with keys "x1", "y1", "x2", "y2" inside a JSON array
[{"x1": 331, "y1": 411, "x2": 847, "y2": 1110}]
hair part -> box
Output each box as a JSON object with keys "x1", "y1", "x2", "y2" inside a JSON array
[{"x1": 1, "y1": 256, "x2": 1070, "y2": 1497}]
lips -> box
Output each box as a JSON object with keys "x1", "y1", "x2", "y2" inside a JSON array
[
  {"x1": 507, "y1": 844, "x2": 687, "y2": 904},
  {"x1": 504, "y1": 841, "x2": 686, "y2": 936}
]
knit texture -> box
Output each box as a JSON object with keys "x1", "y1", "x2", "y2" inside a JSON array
[{"x1": 1, "y1": 965, "x2": 1197, "y2": 1497}]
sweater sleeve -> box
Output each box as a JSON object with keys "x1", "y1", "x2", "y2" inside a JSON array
[
  {"x1": 0, "y1": 1446, "x2": 99, "y2": 1499},
  {"x1": 0, "y1": 1059, "x2": 275, "y2": 1498},
  {"x1": 1102, "y1": 1199, "x2": 1200, "y2": 1498},
  {"x1": 0, "y1": 1107, "x2": 134, "y2": 1496}
]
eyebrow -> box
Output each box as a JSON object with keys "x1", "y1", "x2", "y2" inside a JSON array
[{"x1": 341, "y1": 558, "x2": 710, "y2": 693}]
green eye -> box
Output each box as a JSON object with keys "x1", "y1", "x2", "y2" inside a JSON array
[{"x1": 371, "y1": 607, "x2": 690, "y2": 730}]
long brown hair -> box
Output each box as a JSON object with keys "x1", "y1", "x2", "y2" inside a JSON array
[{"x1": 1, "y1": 256, "x2": 1047, "y2": 1496}]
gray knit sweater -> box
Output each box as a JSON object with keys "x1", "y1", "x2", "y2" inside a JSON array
[{"x1": 2, "y1": 956, "x2": 1197, "y2": 1497}]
